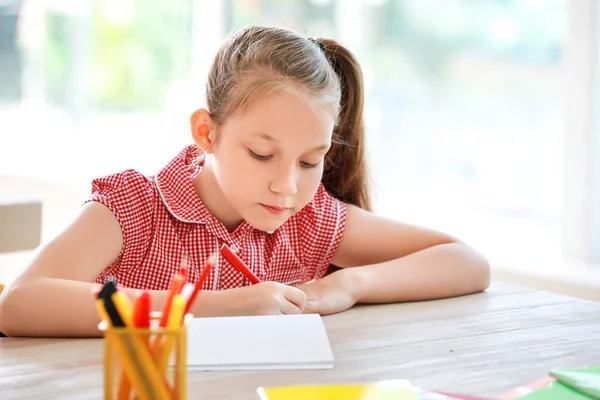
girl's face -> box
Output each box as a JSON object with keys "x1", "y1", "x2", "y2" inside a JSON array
[{"x1": 204, "y1": 91, "x2": 335, "y2": 232}]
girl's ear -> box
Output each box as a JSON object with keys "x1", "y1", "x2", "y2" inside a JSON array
[{"x1": 190, "y1": 109, "x2": 217, "y2": 154}]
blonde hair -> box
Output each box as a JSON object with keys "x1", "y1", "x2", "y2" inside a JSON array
[{"x1": 206, "y1": 25, "x2": 371, "y2": 211}]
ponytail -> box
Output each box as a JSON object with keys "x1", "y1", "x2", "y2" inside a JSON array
[{"x1": 317, "y1": 38, "x2": 371, "y2": 211}]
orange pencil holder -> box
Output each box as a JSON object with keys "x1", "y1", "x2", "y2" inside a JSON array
[{"x1": 100, "y1": 313, "x2": 189, "y2": 400}]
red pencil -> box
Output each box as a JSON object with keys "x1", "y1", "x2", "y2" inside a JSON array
[
  {"x1": 184, "y1": 253, "x2": 216, "y2": 315},
  {"x1": 178, "y1": 261, "x2": 188, "y2": 284},
  {"x1": 158, "y1": 257, "x2": 187, "y2": 328},
  {"x1": 133, "y1": 291, "x2": 152, "y2": 331},
  {"x1": 220, "y1": 243, "x2": 261, "y2": 284}
]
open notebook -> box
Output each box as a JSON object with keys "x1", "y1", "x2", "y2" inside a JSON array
[{"x1": 185, "y1": 313, "x2": 334, "y2": 371}]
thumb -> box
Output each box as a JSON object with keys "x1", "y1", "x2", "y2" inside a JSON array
[
  {"x1": 283, "y1": 286, "x2": 306, "y2": 310},
  {"x1": 302, "y1": 298, "x2": 318, "y2": 314}
]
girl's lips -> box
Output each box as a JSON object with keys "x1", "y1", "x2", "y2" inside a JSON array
[{"x1": 261, "y1": 204, "x2": 289, "y2": 215}]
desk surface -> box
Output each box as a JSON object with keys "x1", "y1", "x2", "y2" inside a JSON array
[{"x1": 1, "y1": 282, "x2": 599, "y2": 399}]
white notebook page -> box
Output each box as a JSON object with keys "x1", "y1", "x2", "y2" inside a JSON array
[{"x1": 185, "y1": 313, "x2": 334, "y2": 371}]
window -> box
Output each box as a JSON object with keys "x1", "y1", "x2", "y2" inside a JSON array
[
  {"x1": 224, "y1": 0, "x2": 567, "y2": 266},
  {"x1": 1, "y1": 0, "x2": 591, "y2": 271}
]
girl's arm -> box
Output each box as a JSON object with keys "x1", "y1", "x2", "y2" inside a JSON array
[
  {"x1": 300, "y1": 205, "x2": 490, "y2": 314},
  {"x1": 0, "y1": 202, "x2": 195, "y2": 337},
  {"x1": 0, "y1": 203, "x2": 305, "y2": 337},
  {"x1": 0, "y1": 202, "x2": 128, "y2": 337},
  {"x1": 333, "y1": 204, "x2": 490, "y2": 302},
  {"x1": 0, "y1": 275, "x2": 249, "y2": 338}
]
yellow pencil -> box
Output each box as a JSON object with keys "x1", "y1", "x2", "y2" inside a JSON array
[
  {"x1": 112, "y1": 292, "x2": 134, "y2": 400},
  {"x1": 110, "y1": 334, "x2": 150, "y2": 400},
  {"x1": 157, "y1": 294, "x2": 186, "y2": 376},
  {"x1": 113, "y1": 293, "x2": 172, "y2": 400},
  {"x1": 94, "y1": 298, "x2": 111, "y2": 324},
  {"x1": 95, "y1": 296, "x2": 151, "y2": 400}
]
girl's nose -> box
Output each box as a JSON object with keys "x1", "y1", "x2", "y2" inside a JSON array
[{"x1": 269, "y1": 168, "x2": 298, "y2": 196}]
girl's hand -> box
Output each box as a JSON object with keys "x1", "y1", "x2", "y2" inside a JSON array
[
  {"x1": 297, "y1": 269, "x2": 361, "y2": 315},
  {"x1": 225, "y1": 281, "x2": 306, "y2": 315}
]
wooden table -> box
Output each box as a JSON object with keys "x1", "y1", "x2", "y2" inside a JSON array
[{"x1": 1, "y1": 282, "x2": 599, "y2": 399}]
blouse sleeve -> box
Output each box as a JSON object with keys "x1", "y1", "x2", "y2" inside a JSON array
[{"x1": 84, "y1": 169, "x2": 156, "y2": 275}]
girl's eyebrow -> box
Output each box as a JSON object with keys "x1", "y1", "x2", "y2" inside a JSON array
[
  {"x1": 250, "y1": 131, "x2": 276, "y2": 141},
  {"x1": 309, "y1": 143, "x2": 331, "y2": 152},
  {"x1": 249, "y1": 131, "x2": 331, "y2": 152}
]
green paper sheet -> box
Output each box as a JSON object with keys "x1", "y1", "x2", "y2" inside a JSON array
[
  {"x1": 550, "y1": 366, "x2": 600, "y2": 400},
  {"x1": 517, "y1": 381, "x2": 593, "y2": 400}
]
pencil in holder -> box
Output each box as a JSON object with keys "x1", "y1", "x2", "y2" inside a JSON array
[{"x1": 100, "y1": 313, "x2": 190, "y2": 400}]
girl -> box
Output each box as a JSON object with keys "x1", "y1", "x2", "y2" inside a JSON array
[{"x1": 0, "y1": 25, "x2": 489, "y2": 337}]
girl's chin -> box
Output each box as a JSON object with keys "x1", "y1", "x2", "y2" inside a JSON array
[{"x1": 246, "y1": 216, "x2": 288, "y2": 233}]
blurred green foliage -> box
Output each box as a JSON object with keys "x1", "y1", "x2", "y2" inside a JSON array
[
  {"x1": 44, "y1": 0, "x2": 191, "y2": 110},
  {"x1": 41, "y1": 0, "x2": 565, "y2": 111}
]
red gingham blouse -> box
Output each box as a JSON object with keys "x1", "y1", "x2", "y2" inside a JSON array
[{"x1": 86, "y1": 145, "x2": 347, "y2": 291}]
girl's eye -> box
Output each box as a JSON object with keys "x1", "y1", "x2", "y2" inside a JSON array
[
  {"x1": 300, "y1": 161, "x2": 320, "y2": 169},
  {"x1": 249, "y1": 150, "x2": 272, "y2": 161},
  {"x1": 249, "y1": 149, "x2": 320, "y2": 168}
]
